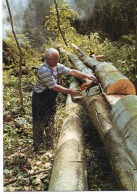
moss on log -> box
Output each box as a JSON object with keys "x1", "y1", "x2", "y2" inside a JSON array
[{"x1": 48, "y1": 81, "x2": 88, "y2": 191}]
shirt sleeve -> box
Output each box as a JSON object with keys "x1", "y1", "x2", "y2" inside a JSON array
[{"x1": 57, "y1": 63, "x2": 72, "y2": 75}]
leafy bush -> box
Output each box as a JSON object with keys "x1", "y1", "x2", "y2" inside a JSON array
[
  {"x1": 3, "y1": 32, "x2": 36, "y2": 69},
  {"x1": 102, "y1": 34, "x2": 137, "y2": 82}
]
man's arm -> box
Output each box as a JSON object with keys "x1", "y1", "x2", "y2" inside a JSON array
[
  {"x1": 68, "y1": 69, "x2": 96, "y2": 80},
  {"x1": 52, "y1": 85, "x2": 79, "y2": 96}
]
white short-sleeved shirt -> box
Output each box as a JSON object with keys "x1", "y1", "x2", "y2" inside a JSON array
[{"x1": 34, "y1": 62, "x2": 72, "y2": 93}]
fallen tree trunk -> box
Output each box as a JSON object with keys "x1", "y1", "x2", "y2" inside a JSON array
[
  {"x1": 48, "y1": 81, "x2": 88, "y2": 191},
  {"x1": 72, "y1": 44, "x2": 136, "y2": 95},
  {"x1": 71, "y1": 43, "x2": 100, "y2": 70},
  {"x1": 110, "y1": 95, "x2": 137, "y2": 167},
  {"x1": 83, "y1": 95, "x2": 112, "y2": 147},
  {"x1": 105, "y1": 95, "x2": 137, "y2": 190},
  {"x1": 83, "y1": 94, "x2": 137, "y2": 190},
  {"x1": 95, "y1": 64, "x2": 136, "y2": 95},
  {"x1": 59, "y1": 47, "x2": 137, "y2": 190}
]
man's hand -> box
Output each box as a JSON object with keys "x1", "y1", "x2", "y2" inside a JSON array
[
  {"x1": 52, "y1": 85, "x2": 79, "y2": 96},
  {"x1": 86, "y1": 75, "x2": 96, "y2": 80},
  {"x1": 69, "y1": 89, "x2": 80, "y2": 96}
]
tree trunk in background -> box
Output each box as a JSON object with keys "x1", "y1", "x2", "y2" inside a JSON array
[
  {"x1": 135, "y1": 23, "x2": 137, "y2": 59},
  {"x1": 6, "y1": 0, "x2": 24, "y2": 111}
]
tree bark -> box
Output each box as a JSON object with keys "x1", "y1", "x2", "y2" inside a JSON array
[
  {"x1": 105, "y1": 95, "x2": 137, "y2": 190},
  {"x1": 48, "y1": 81, "x2": 88, "y2": 191},
  {"x1": 6, "y1": 0, "x2": 24, "y2": 111},
  {"x1": 135, "y1": 23, "x2": 137, "y2": 59}
]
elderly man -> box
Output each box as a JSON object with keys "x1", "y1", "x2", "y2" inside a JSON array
[{"x1": 32, "y1": 48, "x2": 96, "y2": 152}]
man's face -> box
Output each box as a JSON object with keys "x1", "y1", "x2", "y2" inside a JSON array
[{"x1": 46, "y1": 53, "x2": 59, "y2": 68}]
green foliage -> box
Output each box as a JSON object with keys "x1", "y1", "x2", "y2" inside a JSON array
[
  {"x1": 45, "y1": 0, "x2": 79, "y2": 43},
  {"x1": 3, "y1": 1, "x2": 136, "y2": 191},
  {"x1": 101, "y1": 34, "x2": 137, "y2": 82},
  {"x1": 3, "y1": 32, "x2": 34, "y2": 69},
  {"x1": 91, "y1": 0, "x2": 136, "y2": 40}
]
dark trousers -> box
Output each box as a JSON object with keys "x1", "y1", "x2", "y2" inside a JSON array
[{"x1": 32, "y1": 88, "x2": 58, "y2": 150}]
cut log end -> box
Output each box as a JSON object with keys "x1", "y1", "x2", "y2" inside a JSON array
[{"x1": 107, "y1": 79, "x2": 136, "y2": 95}]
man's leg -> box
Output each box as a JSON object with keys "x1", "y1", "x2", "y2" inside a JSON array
[
  {"x1": 32, "y1": 93, "x2": 48, "y2": 151},
  {"x1": 45, "y1": 104, "x2": 57, "y2": 149}
]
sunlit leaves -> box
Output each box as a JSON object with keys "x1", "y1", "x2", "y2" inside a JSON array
[
  {"x1": 102, "y1": 34, "x2": 136, "y2": 81},
  {"x1": 45, "y1": 0, "x2": 79, "y2": 44}
]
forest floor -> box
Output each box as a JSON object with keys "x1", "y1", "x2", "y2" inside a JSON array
[{"x1": 3, "y1": 68, "x2": 120, "y2": 191}]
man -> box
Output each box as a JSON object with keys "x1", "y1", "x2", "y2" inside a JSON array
[{"x1": 32, "y1": 48, "x2": 96, "y2": 152}]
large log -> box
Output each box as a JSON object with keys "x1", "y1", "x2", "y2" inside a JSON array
[
  {"x1": 72, "y1": 44, "x2": 136, "y2": 96},
  {"x1": 83, "y1": 94, "x2": 137, "y2": 190},
  {"x1": 71, "y1": 43, "x2": 100, "y2": 70},
  {"x1": 48, "y1": 81, "x2": 88, "y2": 191},
  {"x1": 59, "y1": 47, "x2": 137, "y2": 189},
  {"x1": 105, "y1": 95, "x2": 137, "y2": 190},
  {"x1": 95, "y1": 64, "x2": 136, "y2": 95},
  {"x1": 83, "y1": 94, "x2": 112, "y2": 147},
  {"x1": 110, "y1": 95, "x2": 137, "y2": 167}
]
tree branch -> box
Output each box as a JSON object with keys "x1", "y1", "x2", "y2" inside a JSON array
[{"x1": 54, "y1": 0, "x2": 68, "y2": 46}]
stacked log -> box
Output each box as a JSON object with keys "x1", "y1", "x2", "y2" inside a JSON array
[
  {"x1": 58, "y1": 47, "x2": 137, "y2": 190},
  {"x1": 83, "y1": 94, "x2": 137, "y2": 190},
  {"x1": 48, "y1": 81, "x2": 88, "y2": 191},
  {"x1": 72, "y1": 44, "x2": 136, "y2": 95}
]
